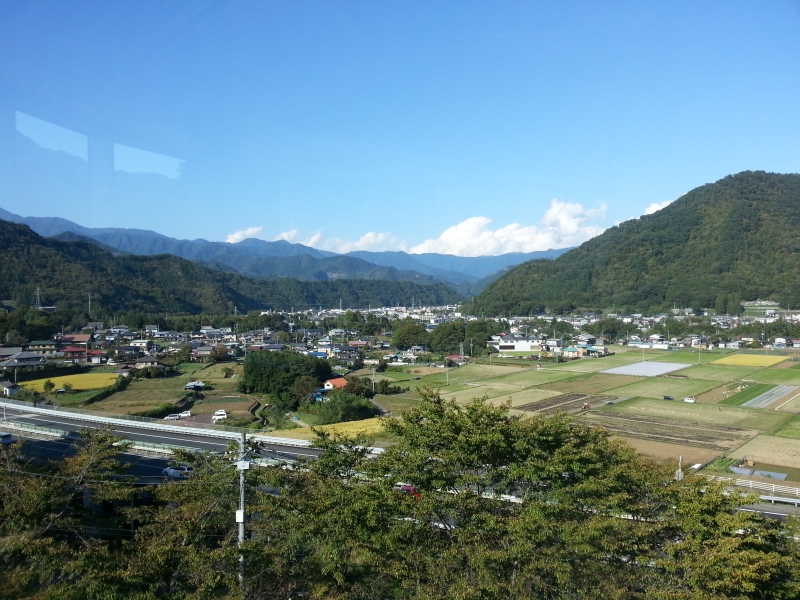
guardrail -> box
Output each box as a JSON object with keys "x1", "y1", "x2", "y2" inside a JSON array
[
  {"x1": 0, "y1": 418, "x2": 67, "y2": 438},
  {"x1": 707, "y1": 475, "x2": 800, "y2": 498},
  {"x1": 0, "y1": 398, "x2": 313, "y2": 448}
]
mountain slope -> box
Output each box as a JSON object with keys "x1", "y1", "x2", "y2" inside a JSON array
[
  {"x1": 472, "y1": 171, "x2": 800, "y2": 315},
  {"x1": 0, "y1": 208, "x2": 567, "y2": 285},
  {"x1": 0, "y1": 220, "x2": 462, "y2": 313}
]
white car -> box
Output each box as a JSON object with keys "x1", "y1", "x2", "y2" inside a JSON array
[
  {"x1": 213, "y1": 410, "x2": 227, "y2": 418},
  {"x1": 683, "y1": 397, "x2": 696, "y2": 403},
  {"x1": 162, "y1": 465, "x2": 193, "y2": 478},
  {"x1": 178, "y1": 410, "x2": 192, "y2": 418},
  {"x1": 164, "y1": 414, "x2": 181, "y2": 420}
]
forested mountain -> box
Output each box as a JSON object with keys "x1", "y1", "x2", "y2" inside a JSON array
[
  {"x1": 0, "y1": 220, "x2": 461, "y2": 314},
  {"x1": 0, "y1": 208, "x2": 564, "y2": 288},
  {"x1": 473, "y1": 171, "x2": 800, "y2": 315}
]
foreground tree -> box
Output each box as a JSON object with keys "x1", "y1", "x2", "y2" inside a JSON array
[{"x1": 1, "y1": 394, "x2": 797, "y2": 599}]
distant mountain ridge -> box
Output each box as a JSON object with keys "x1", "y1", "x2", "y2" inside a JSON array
[
  {"x1": 0, "y1": 207, "x2": 568, "y2": 290},
  {"x1": 0, "y1": 220, "x2": 462, "y2": 313},
  {"x1": 472, "y1": 171, "x2": 800, "y2": 315}
]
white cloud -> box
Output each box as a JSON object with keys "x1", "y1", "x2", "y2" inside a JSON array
[
  {"x1": 408, "y1": 199, "x2": 607, "y2": 256},
  {"x1": 644, "y1": 200, "x2": 673, "y2": 215},
  {"x1": 226, "y1": 226, "x2": 263, "y2": 243},
  {"x1": 292, "y1": 230, "x2": 406, "y2": 253},
  {"x1": 274, "y1": 229, "x2": 299, "y2": 242}
]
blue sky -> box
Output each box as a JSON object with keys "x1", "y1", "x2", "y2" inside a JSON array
[{"x1": 0, "y1": 1, "x2": 798, "y2": 255}]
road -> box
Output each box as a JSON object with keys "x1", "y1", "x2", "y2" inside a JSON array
[{"x1": 0, "y1": 405, "x2": 322, "y2": 461}]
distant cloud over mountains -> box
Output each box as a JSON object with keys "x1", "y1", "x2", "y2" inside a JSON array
[{"x1": 227, "y1": 198, "x2": 609, "y2": 257}]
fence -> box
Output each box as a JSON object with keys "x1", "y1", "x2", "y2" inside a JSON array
[
  {"x1": 0, "y1": 419, "x2": 66, "y2": 439},
  {"x1": 706, "y1": 475, "x2": 800, "y2": 498}
]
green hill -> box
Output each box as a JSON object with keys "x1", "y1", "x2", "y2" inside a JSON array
[
  {"x1": 472, "y1": 171, "x2": 800, "y2": 315},
  {"x1": 0, "y1": 220, "x2": 461, "y2": 314}
]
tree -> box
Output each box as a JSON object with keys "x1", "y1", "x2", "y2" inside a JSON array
[
  {"x1": 314, "y1": 390, "x2": 379, "y2": 425},
  {"x1": 62, "y1": 382, "x2": 74, "y2": 394},
  {"x1": 428, "y1": 320, "x2": 465, "y2": 353},
  {"x1": 42, "y1": 379, "x2": 55, "y2": 394},
  {"x1": 238, "y1": 350, "x2": 333, "y2": 396},
  {"x1": 247, "y1": 389, "x2": 800, "y2": 599},
  {"x1": 391, "y1": 318, "x2": 429, "y2": 350}
]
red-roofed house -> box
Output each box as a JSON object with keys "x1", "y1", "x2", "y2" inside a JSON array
[{"x1": 323, "y1": 377, "x2": 348, "y2": 390}]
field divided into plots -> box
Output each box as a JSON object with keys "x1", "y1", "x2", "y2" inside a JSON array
[{"x1": 580, "y1": 411, "x2": 757, "y2": 451}]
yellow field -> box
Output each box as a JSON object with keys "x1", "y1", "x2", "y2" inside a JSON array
[
  {"x1": 21, "y1": 373, "x2": 118, "y2": 392},
  {"x1": 269, "y1": 417, "x2": 387, "y2": 440},
  {"x1": 711, "y1": 354, "x2": 787, "y2": 367}
]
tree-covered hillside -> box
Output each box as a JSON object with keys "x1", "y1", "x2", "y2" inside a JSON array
[
  {"x1": 473, "y1": 171, "x2": 800, "y2": 315},
  {"x1": 0, "y1": 220, "x2": 461, "y2": 314}
]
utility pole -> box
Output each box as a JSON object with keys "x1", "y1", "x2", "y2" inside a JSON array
[
  {"x1": 88, "y1": 293, "x2": 91, "y2": 319},
  {"x1": 236, "y1": 432, "x2": 250, "y2": 587}
]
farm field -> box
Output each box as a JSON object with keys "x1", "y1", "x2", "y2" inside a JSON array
[
  {"x1": 479, "y1": 368, "x2": 581, "y2": 387},
  {"x1": 748, "y1": 369, "x2": 800, "y2": 385},
  {"x1": 420, "y1": 363, "x2": 525, "y2": 385},
  {"x1": 578, "y1": 411, "x2": 757, "y2": 451},
  {"x1": 773, "y1": 415, "x2": 800, "y2": 439},
  {"x1": 712, "y1": 354, "x2": 787, "y2": 367},
  {"x1": 270, "y1": 417, "x2": 386, "y2": 440},
  {"x1": 21, "y1": 372, "x2": 118, "y2": 393},
  {"x1": 603, "y1": 398, "x2": 790, "y2": 431},
  {"x1": 678, "y1": 364, "x2": 761, "y2": 382},
  {"x1": 516, "y1": 393, "x2": 611, "y2": 414},
  {"x1": 773, "y1": 392, "x2": 800, "y2": 413},
  {"x1": 719, "y1": 383, "x2": 775, "y2": 406},
  {"x1": 543, "y1": 373, "x2": 646, "y2": 394},
  {"x1": 616, "y1": 437, "x2": 722, "y2": 466},
  {"x1": 602, "y1": 377, "x2": 719, "y2": 400},
  {"x1": 648, "y1": 350, "x2": 727, "y2": 364},
  {"x1": 728, "y1": 436, "x2": 800, "y2": 470},
  {"x1": 89, "y1": 362, "x2": 244, "y2": 415},
  {"x1": 441, "y1": 386, "x2": 562, "y2": 408},
  {"x1": 545, "y1": 351, "x2": 664, "y2": 373}
]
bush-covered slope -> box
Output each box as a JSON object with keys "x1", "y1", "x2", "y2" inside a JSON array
[
  {"x1": 0, "y1": 221, "x2": 462, "y2": 313},
  {"x1": 473, "y1": 171, "x2": 800, "y2": 315}
]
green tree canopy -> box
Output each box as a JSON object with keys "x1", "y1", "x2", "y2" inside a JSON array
[
  {"x1": 238, "y1": 350, "x2": 333, "y2": 395},
  {"x1": 391, "y1": 318, "x2": 429, "y2": 349}
]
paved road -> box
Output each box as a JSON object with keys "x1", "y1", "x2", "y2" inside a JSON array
[{"x1": 1, "y1": 406, "x2": 322, "y2": 460}]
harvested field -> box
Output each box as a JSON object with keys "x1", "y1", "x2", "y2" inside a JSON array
[
  {"x1": 606, "y1": 398, "x2": 790, "y2": 431},
  {"x1": 544, "y1": 373, "x2": 645, "y2": 394},
  {"x1": 579, "y1": 411, "x2": 757, "y2": 451},
  {"x1": 515, "y1": 393, "x2": 611, "y2": 414},
  {"x1": 614, "y1": 437, "x2": 722, "y2": 465},
  {"x1": 712, "y1": 354, "x2": 786, "y2": 367},
  {"x1": 728, "y1": 436, "x2": 800, "y2": 470}
]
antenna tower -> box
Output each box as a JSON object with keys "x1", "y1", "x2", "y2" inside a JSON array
[{"x1": 35, "y1": 287, "x2": 42, "y2": 310}]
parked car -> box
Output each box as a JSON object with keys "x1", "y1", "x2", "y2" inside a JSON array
[
  {"x1": 0, "y1": 432, "x2": 14, "y2": 446},
  {"x1": 213, "y1": 410, "x2": 227, "y2": 418},
  {"x1": 663, "y1": 396, "x2": 675, "y2": 401},
  {"x1": 683, "y1": 397, "x2": 696, "y2": 403},
  {"x1": 179, "y1": 410, "x2": 192, "y2": 418},
  {"x1": 164, "y1": 414, "x2": 181, "y2": 420},
  {"x1": 162, "y1": 465, "x2": 193, "y2": 478}
]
